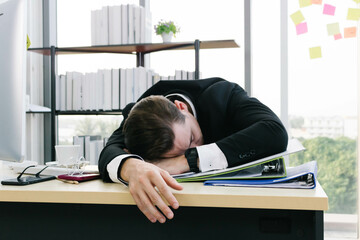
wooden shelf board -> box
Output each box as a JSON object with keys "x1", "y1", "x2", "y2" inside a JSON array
[
  {"x1": 28, "y1": 40, "x2": 239, "y2": 55},
  {"x1": 55, "y1": 110, "x2": 123, "y2": 115}
]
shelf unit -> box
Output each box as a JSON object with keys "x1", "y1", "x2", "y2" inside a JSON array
[{"x1": 28, "y1": 39, "x2": 239, "y2": 161}]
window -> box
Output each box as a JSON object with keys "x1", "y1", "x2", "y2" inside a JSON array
[{"x1": 253, "y1": 0, "x2": 358, "y2": 238}]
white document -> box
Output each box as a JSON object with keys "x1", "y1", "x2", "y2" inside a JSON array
[{"x1": 112, "y1": 68, "x2": 120, "y2": 110}]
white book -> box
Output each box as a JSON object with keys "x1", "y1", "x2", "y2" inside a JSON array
[
  {"x1": 120, "y1": 68, "x2": 126, "y2": 109},
  {"x1": 127, "y1": 4, "x2": 135, "y2": 44},
  {"x1": 111, "y1": 68, "x2": 120, "y2": 110},
  {"x1": 181, "y1": 70, "x2": 188, "y2": 80},
  {"x1": 91, "y1": 10, "x2": 97, "y2": 46},
  {"x1": 100, "y1": 6, "x2": 109, "y2": 45},
  {"x1": 187, "y1": 71, "x2": 195, "y2": 80},
  {"x1": 109, "y1": 5, "x2": 122, "y2": 45},
  {"x1": 60, "y1": 75, "x2": 66, "y2": 111},
  {"x1": 134, "y1": 6, "x2": 141, "y2": 44},
  {"x1": 146, "y1": 70, "x2": 153, "y2": 90},
  {"x1": 72, "y1": 72, "x2": 82, "y2": 111},
  {"x1": 95, "y1": 10, "x2": 101, "y2": 46},
  {"x1": 125, "y1": 68, "x2": 134, "y2": 104},
  {"x1": 138, "y1": 66, "x2": 147, "y2": 98},
  {"x1": 66, "y1": 72, "x2": 73, "y2": 110},
  {"x1": 133, "y1": 67, "x2": 140, "y2": 100},
  {"x1": 89, "y1": 73, "x2": 96, "y2": 110},
  {"x1": 175, "y1": 70, "x2": 182, "y2": 80},
  {"x1": 140, "y1": 7, "x2": 145, "y2": 43},
  {"x1": 121, "y1": 5, "x2": 128, "y2": 44},
  {"x1": 56, "y1": 75, "x2": 60, "y2": 111},
  {"x1": 153, "y1": 73, "x2": 160, "y2": 84},
  {"x1": 145, "y1": 10, "x2": 152, "y2": 43},
  {"x1": 73, "y1": 136, "x2": 85, "y2": 159},
  {"x1": 103, "y1": 69, "x2": 112, "y2": 110},
  {"x1": 82, "y1": 73, "x2": 89, "y2": 110},
  {"x1": 96, "y1": 70, "x2": 104, "y2": 110}
]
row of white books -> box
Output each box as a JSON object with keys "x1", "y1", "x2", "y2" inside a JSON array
[
  {"x1": 91, "y1": 4, "x2": 152, "y2": 46},
  {"x1": 73, "y1": 135, "x2": 108, "y2": 165},
  {"x1": 56, "y1": 68, "x2": 199, "y2": 112}
]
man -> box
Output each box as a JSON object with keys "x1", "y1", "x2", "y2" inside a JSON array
[{"x1": 99, "y1": 77, "x2": 288, "y2": 224}]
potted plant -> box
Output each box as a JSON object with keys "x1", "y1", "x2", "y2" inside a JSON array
[{"x1": 154, "y1": 20, "x2": 180, "y2": 43}]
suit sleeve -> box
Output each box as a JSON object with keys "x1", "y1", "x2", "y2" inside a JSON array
[
  {"x1": 98, "y1": 103, "x2": 136, "y2": 182},
  {"x1": 215, "y1": 85, "x2": 288, "y2": 167}
]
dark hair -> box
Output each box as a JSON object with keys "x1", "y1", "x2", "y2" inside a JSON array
[{"x1": 123, "y1": 95, "x2": 185, "y2": 161}]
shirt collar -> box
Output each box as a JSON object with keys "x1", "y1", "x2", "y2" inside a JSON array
[{"x1": 165, "y1": 93, "x2": 197, "y2": 119}]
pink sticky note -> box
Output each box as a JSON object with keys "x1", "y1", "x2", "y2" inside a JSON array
[
  {"x1": 334, "y1": 33, "x2": 342, "y2": 40},
  {"x1": 323, "y1": 4, "x2": 336, "y2": 16},
  {"x1": 296, "y1": 22, "x2": 308, "y2": 35}
]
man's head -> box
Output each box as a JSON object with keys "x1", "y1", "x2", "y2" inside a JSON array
[{"x1": 123, "y1": 95, "x2": 203, "y2": 161}]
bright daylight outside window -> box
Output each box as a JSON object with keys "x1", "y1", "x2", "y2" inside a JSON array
[
  {"x1": 254, "y1": 1, "x2": 358, "y2": 239},
  {"x1": 56, "y1": 0, "x2": 243, "y2": 165}
]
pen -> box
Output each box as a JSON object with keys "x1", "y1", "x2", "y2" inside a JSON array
[{"x1": 56, "y1": 177, "x2": 79, "y2": 184}]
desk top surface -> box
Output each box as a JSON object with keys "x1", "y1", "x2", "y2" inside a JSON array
[{"x1": 0, "y1": 162, "x2": 328, "y2": 211}]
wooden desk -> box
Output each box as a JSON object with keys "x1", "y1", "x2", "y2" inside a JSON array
[{"x1": 0, "y1": 162, "x2": 328, "y2": 240}]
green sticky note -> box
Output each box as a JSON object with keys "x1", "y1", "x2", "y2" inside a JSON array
[
  {"x1": 299, "y1": 0, "x2": 312, "y2": 8},
  {"x1": 309, "y1": 47, "x2": 322, "y2": 59},
  {"x1": 347, "y1": 8, "x2": 360, "y2": 20},
  {"x1": 27, "y1": 35, "x2": 31, "y2": 49},
  {"x1": 290, "y1": 11, "x2": 305, "y2": 25},
  {"x1": 327, "y1": 23, "x2": 340, "y2": 36}
]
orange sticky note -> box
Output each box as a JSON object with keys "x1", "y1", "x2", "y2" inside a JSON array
[
  {"x1": 309, "y1": 47, "x2": 322, "y2": 59},
  {"x1": 344, "y1": 27, "x2": 357, "y2": 38},
  {"x1": 312, "y1": 0, "x2": 322, "y2": 4}
]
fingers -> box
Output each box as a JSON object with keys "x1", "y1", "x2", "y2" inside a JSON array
[
  {"x1": 132, "y1": 189, "x2": 167, "y2": 223},
  {"x1": 128, "y1": 170, "x2": 180, "y2": 223}
]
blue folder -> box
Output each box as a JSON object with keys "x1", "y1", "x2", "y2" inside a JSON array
[{"x1": 204, "y1": 161, "x2": 317, "y2": 189}]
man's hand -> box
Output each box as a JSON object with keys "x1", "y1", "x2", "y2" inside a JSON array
[
  {"x1": 152, "y1": 155, "x2": 190, "y2": 175},
  {"x1": 120, "y1": 158, "x2": 183, "y2": 223}
]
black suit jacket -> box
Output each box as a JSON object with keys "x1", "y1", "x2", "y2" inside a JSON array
[{"x1": 99, "y1": 77, "x2": 288, "y2": 182}]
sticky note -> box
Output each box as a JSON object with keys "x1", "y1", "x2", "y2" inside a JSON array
[
  {"x1": 347, "y1": 8, "x2": 360, "y2": 20},
  {"x1": 309, "y1": 47, "x2": 322, "y2": 59},
  {"x1": 323, "y1": 4, "x2": 336, "y2": 16},
  {"x1": 296, "y1": 22, "x2": 308, "y2": 35},
  {"x1": 334, "y1": 33, "x2": 342, "y2": 40},
  {"x1": 290, "y1": 11, "x2": 305, "y2": 25},
  {"x1": 26, "y1": 35, "x2": 31, "y2": 50},
  {"x1": 344, "y1": 27, "x2": 357, "y2": 38},
  {"x1": 327, "y1": 23, "x2": 340, "y2": 36},
  {"x1": 354, "y1": 0, "x2": 360, "y2": 3},
  {"x1": 312, "y1": 0, "x2": 322, "y2": 4},
  {"x1": 299, "y1": 0, "x2": 312, "y2": 8}
]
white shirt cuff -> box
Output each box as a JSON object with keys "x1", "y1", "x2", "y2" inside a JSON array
[
  {"x1": 197, "y1": 143, "x2": 228, "y2": 172},
  {"x1": 106, "y1": 154, "x2": 143, "y2": 184}
]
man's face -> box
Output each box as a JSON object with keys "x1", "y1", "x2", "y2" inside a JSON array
[{"x1": 162, "y1": 111, "x2": 203, "y2": 158}]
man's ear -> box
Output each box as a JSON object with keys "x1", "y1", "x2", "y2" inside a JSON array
[{"x1": 174, "y1": 100, "x2": 189, "y2": 112}]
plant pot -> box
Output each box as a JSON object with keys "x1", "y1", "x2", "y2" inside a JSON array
[{"x1": 161, "y1": 32, "x2": 174, "y2": 43}]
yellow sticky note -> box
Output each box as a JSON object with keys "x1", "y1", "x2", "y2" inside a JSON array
[
  {"x1": 344, "y1": 27, "x2": 357, "y2": 38},
  {"x1": 347, "y1": 8, "x2": 360, "y2": 21},
  {"x1": 290, "y1": 11, "x2": 305, "y2": 25},
  {"x1": 309, "y1": 47, "x2": 322, "y2": 59},
  {"x1": 299, "y1": 0, "x2": 312, "y2": 8},
  {"x1": 327, "y1": 23, "x2": 340, "y2": 36},
  {"x1": 354, "y1": 0, "x2": 360, "y2": 4},
  {"x1": 27, "y1": 35, "x2": 31, "y2": 49}
]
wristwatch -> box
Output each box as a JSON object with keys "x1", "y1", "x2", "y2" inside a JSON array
[{"x1": 185, "y1": 148, "x2": 199, "y2": 173}]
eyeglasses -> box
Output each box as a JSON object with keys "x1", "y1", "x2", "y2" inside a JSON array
[{"x1": 1, "y1": 165, "x2": 56, "y2": 186}]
